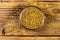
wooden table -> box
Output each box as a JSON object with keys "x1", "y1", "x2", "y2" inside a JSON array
[{"x1": 0, "y1": 0, "x2": 60, "y2": 40}]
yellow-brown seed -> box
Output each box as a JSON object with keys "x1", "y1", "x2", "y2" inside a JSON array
[{"x1": 20, "y1": 6, "x2": 44, "y2": 29}]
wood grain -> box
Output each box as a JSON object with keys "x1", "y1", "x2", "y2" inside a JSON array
[{"x1": 0, "y1": 2, "x2": 60, "y2": 36}]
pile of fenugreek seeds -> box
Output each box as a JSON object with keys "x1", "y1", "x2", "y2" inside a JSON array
[{"x1": 20, "y1": 6, "x2": 44, "y2": 29}]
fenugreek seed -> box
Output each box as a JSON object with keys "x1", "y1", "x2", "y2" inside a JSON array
[{"x1": 20, "y1": 6, "x2": 44, "y2": 29}]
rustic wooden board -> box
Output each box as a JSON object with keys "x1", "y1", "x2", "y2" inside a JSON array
[
  {"x1": 0, "y1": 1, "x2": 60, "y2": 36},
  {"x1": 0, "y1": 36, "x2": 60, "y2": 40},
  {"x1": 0, "y1": 0, "x2": 60, "y2": 2}
]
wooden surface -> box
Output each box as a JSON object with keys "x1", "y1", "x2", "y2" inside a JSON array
[
  {"x1": 0, "y1": 0, "x2": 60, "y2": 40},
  {"x1": 0, "y1": 2, "x2": 60, "y2": 35},
  {"x1": 0, "y1": 0, "x2": 60, "y2": 2},
  {"x1": 0, "y1": 36, "x2": 60, "y2": 40}
]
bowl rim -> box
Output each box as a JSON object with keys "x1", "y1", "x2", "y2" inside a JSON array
[{"x1": 19, "y1": 6, "x2": 45, "y2": 29}]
